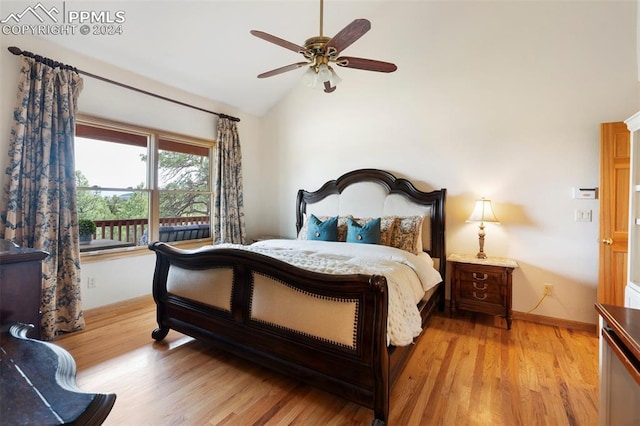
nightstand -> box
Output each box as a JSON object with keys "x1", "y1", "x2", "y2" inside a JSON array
[{"x1": 448, "y1": 253, "x2": 518, "y2": 329}]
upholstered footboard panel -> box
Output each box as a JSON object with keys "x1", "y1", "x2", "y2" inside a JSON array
[
  {"x1": 250, "y1": 272, "x2": 360, "y2": 349},
  {"x1": 167, "y1": 266, "x2": 234, "y2": 312}
]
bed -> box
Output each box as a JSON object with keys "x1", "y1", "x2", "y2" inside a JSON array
[{"x1": 149, "y1": 168, "x2": 446, "y2": 425}]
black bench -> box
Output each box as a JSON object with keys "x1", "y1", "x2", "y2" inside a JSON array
[{"x1": 158, "y1": 224, "x2": 210, "y2": 242}]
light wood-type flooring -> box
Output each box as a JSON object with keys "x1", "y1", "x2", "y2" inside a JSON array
[{"x1": 55, "y1": 297, "x2": 599, "y2": 425}]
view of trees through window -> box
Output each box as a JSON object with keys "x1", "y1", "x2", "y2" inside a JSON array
[
  {"x1": 157, "y1": 139, "x2": 211, "y2": 219},
  {"x1": 75, "y1": 121, "x2": 213, "y2": 250},
  {"x1": 75, "y1": 169, "x2": 148, "y2": 223}
]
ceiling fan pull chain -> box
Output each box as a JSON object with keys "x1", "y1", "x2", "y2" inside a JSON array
[{"x1": 319, "y1": 0, "x2": 324, "y2": 37}]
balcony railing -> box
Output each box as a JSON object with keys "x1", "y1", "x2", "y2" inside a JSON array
[{"x1": 92, "y1": 216, "x2": 210, "y2": 245}]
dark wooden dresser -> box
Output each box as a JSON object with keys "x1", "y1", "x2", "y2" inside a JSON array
[
  {"x1": 1, "y1": 323, "x2": 116, "y2": 424},
  {"x1": 0, "y1": 240, "x2": 48, "y2": 339}
]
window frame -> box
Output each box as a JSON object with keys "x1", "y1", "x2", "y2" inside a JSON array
[{"x1": 75, "y1": 114, "x2": 215, "y2": 259}]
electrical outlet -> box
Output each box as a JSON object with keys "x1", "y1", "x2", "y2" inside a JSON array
[
  {"x1": 544, "y1": 284, "x2": 552, "y2": 296},
  {"x1": 87, "y1": 277, "x2": 96, "y2": 289}
]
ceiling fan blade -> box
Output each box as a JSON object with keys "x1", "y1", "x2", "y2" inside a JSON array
[
  {"x1": 335, "y1": 56, "x2": 397, "y2": 73},
  {"x1": 250, "y1": 30, "x2": 305, "y2": 53},
  {"x1": 257, "y1": 62, "x2": 309, "y2": 79},
  {"x1": 324, "y1": 19, "x2": 371, "y2": 56}
]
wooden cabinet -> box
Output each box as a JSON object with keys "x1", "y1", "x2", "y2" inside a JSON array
[
  {"x1": 448, "y1": 253, "x2": 518, "y2": 329},
  {"x1": 625, "y1": 112, "x2": 640, "y2": 308},
  {"x1": 0, "y1": 241, "x2": 48, "y2": 339}
]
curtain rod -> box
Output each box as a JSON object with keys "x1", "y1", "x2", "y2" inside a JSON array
[{"x1": 7, "y1": 46, "x2": 240, "y2": 123}]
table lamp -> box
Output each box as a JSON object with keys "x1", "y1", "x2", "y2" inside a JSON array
[{"x1": 466, "y1": 198, "x2": 499, "y2": 259}]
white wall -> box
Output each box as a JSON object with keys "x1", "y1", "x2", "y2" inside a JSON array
[
  {"x1": 260, "y1": 1, "x2": 640, "y2": 325},
  {"x1": 0, "y1": 35, "x2": 266, "y2": 309}
]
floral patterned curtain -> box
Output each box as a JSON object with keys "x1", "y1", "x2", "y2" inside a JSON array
[
  {"x1": 213, "y1": 117, "x2": 246, "y2": 244},
  {"x1": 0, "y1": 57, "x2": 85, "y2": 340}
]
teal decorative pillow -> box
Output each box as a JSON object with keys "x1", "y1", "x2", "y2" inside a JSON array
[
  {"x1": 299, "y1": 215, "x2": 350, "y2": 241},
  {"x1": 346, "y1": 217, "x2": 381, "y2": 244},
  {"x1": 352, "y1": 216, "x2": 397, "y2": 246},
  {"x1": 307, "y1": 214, "x2": 339, "y2": 241}
]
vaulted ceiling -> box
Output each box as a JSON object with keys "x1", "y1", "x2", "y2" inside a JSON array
[{"x1": 35, "y1": 1, "x2": 399, "y2": 116}]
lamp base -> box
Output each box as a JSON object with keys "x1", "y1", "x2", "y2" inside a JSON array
[{"x1": 476, "y1": 226, "x2": 488, "y2": 259}]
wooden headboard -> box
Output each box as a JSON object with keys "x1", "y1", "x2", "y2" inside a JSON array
[{"x1": 295, "y1": 168, "x2": 446, "y2": 279}]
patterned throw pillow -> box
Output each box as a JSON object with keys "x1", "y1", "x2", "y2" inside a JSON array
[
  {"x1": 336, "y1": 216, "x2": 350, "y2": 242},
  {"x1": 387, "y1": 216, "x2": 424, "y2": 255},
  {"x1": 346, "y1": 217, "x2": 381, "y2": 244}
]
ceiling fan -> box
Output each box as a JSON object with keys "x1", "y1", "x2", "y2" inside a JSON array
[{"x1": 250, "y1": 0, "x2": 397, "y2": 93}]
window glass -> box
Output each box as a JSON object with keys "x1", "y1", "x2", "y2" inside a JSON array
[
  {"x1": 75, "y1": 121, "x2": 214, "y2": 251},
  {"x1": 158, "y1": 138, "x2": 209, "y2": 191},
  {"x1": 75, "y1": 137, "x2": 147, "y2": 189}
]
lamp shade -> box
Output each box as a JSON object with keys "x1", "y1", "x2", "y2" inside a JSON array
[{"x1": 466, "y1": 198, "x2": 499, "y2": 224}]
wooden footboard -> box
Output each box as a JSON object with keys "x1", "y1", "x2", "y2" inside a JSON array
[{"x1": 150, "y1": 242, "x2": 393, "y2": 424}]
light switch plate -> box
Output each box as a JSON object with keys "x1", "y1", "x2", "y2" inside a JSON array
[{"x1": 575, "y1": 209, "x2": 592, "y2": 222}]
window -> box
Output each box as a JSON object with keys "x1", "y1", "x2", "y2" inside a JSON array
[{"x1": 75, "y1": 116, "x2": 214, "y2": 252}]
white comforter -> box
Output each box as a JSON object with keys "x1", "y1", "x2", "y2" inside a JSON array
[{"x1": 212, "y1": 239, "x2": 442, "y2": 346}]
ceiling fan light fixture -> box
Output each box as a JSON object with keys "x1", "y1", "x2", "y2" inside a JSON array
[
  {"x1": 302, "y1": 66, "x2": 318, "y2": 87},
  {"x1": 303, "y1": 66, "x2": 324, "y2": 90},
  {"x1": 317, "y1": 63, "x2": 332, "y2": 82},
  {"x1": 329, "y1": 67, "x2": 341, "y2": 87},
  {"x1": 303, "y1": 64, "x2": 340, "y2": 91}
]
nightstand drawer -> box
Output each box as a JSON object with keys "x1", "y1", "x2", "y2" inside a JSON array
[
  {"x1": 458, "y1": 280, "x2": 504, "y2": 305},
  {"x1": 457, "y1": 268, "x2": 504, "y2": 287}
]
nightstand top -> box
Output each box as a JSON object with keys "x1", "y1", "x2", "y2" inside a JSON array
[{"x1": 447, "y1": 253, "x2": 518, "y2": 268}]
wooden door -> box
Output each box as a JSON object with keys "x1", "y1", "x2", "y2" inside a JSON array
[{"x1": 598, "y1": 122, "x2": 630, "y2": 305}]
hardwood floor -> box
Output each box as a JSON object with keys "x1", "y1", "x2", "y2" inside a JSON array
[{"x1": 55, "y1": 297, "x2": 599, "y2": 425}]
